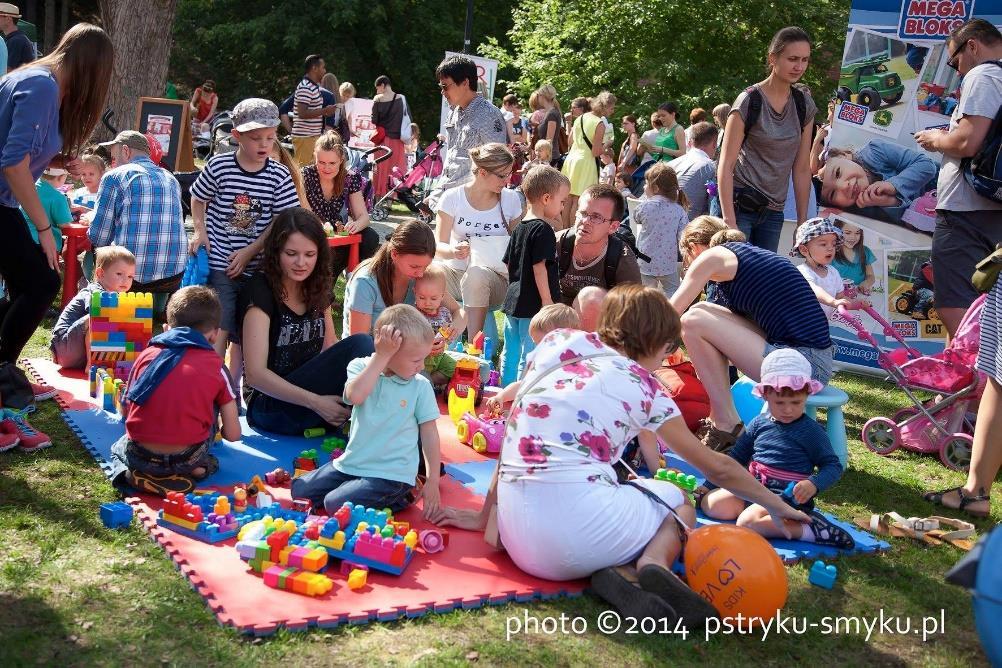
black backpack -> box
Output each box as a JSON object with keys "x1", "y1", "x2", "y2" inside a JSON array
[
  {"x1": 962, "y1": 61, "x2": 1002, "y2": 204},
  {"x1": 557, "y1": 231, "x2": 625, "y2": 289},
  {"x1": 743, "y1": 85, "x2": 808, "y2": 140}
]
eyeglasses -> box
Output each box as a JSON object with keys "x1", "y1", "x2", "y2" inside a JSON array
[
  {"x1": 438, "y1": 81, "x2": 454, "y2": 93},
  {"x1": 483, "y1": 167, "x2": 513, "y2": 180},
  {"x1": 947, "y1": 40, "x2": 970, "y2": 71},
  {"x1": 575, "y1": 210, "x2": 614, "y2": 225}
]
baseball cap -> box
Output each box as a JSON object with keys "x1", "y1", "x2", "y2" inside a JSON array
[
  {"x1": 232, "y1": 98, "x2": 280, "y2": 132},
  {"x1": 791, "y1": 216, "x2": 842, "y2": 258},
  {"x1": 99, "y1": 130, "x2": 151, "y2": 153},
  {"x1": 0, "y1": 3, "x2": 21, "y2": 18},
  {"x1": 753, "y1": 348, "x2": 823, "y2": 397}
]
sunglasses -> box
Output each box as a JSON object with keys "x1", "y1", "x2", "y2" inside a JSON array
[
  {"x1": 947, "y1": 40, "x2": 970, "y2": 71},
  {"x1": 438, "y1": 81, "x2": 454, "y2": 93}
]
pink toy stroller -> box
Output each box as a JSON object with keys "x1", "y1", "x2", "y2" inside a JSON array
[
  {"x1": 370, "y1": 140, "x2": 444, "y2": 223},
  {"x1": 836, "y1": 284, "x2": 985, "y2": 471}
]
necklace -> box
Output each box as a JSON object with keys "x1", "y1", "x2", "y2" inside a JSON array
[{"x1": 572, "y1": 243, "x2": 608, "y2": 270}]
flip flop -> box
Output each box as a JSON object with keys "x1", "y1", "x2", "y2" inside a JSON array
[
  {"x1": 590, "y1": 566, "x2": 679, "y2": 624},
  {"x1": 637, "y1": 564, "x2": 718, "y2": 629}
]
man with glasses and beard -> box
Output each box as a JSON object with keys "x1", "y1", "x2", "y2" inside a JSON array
[
  {"x1": 915, "y1": 18, "x2": 1002, "y2": 337},
  {"x1": 425, "y1": 55, "x2": 507, "y2": 212}
]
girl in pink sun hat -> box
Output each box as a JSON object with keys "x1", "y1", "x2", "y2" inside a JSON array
[{"x1": 698, "y1": 347, "x2": 856, "y2": 549}]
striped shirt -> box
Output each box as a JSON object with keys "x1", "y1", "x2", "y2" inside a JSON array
[
  {"x1": 190, "y1": 154, "x2": 299, "y2": 273},
  {"x1": 292, "y1": 77, "x2": 324, "y2": 137},
  {"x1": 88, "y1": 156, "x2": 187, "y2": 284},
  {"x1": 714, "y1": 242, "x2": 831, "y2": 349}
]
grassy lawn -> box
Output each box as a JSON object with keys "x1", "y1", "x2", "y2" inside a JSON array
[{"x1": 1, "y1": 316, "x2": 996, "y2": 667}]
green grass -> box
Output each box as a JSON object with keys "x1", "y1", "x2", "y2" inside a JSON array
[{"x1": 0, "y1": 320, "x2": 997, "y2": 667}]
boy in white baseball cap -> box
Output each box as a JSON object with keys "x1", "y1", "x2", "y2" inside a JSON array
[{"x1": 698, "y1": 348, "x2": 855, "y2": 549}]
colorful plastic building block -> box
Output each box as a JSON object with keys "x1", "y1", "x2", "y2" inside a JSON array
[
  {"x1": 781, "y1": 481, "x2": 810, "y2": 510},
  {"x1": 291, "y1": 498, "x2": 313, "y2": 514},
  {"x1": 293, "y1": 449, "x2": 320, "y2": 478},
  {"x1": 347, "y1": 568, "x2": 368, "y2": 590},
  {"x1": 809, "y1": 560, "x2": 838, "y2": 589},
  {"x1": 265, "y1": 468, "x2": 291, "y2": 486},
  {"x1": 456, "y1": 411, "x2": 505, "y2": 454},
  {"x1": 311, "y1": 502, "x2": 416, "y2": 575},
  {"x1": 303, "y1": 427, "x2": 326, "y2": 438},
  {"x1": 156, "y1": 491, "x2": 240, "y2": 544},
  {"x1": 100, "y1": 501, "x2": 134, "y2": 529},
  {"x1": 340, "y1": 560, "x2": 369, "y2": 576},
  {"x1": 181, "y1": 247, "x2": 209, "y2": 287},
  {"x1": 419, "y1": 529, "x2": 448, "y2": 553},
  {"x1": 321, "y1": 436, "x2": 346, "y2": 453},
  {"x1": 87, "y1": 291, "x2": 153, "y2": 377}
]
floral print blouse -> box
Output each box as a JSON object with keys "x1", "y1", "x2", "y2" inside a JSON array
[{"x1": 499, "y1": 329, "x2": 679, "y2": 485}]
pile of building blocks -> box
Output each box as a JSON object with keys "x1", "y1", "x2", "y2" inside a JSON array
[
  {"x1": 235, "y1": 516, "x2": 334, "y2": 597},
  {"x1": 156, "y1": 490, "x2": 308, "y2": 544},
  {"x1": 305, "y1": 502, "x2": 418, "y2": 576},
  {"x1": 87, "y1": 291, "x2": 154, "y2": 414},
  {"x1": 321, "y1": 436, "x2": 346, "y2": 460},
  {"x1": 293, "y1": 449, "x2": 320, "y2": 478}
]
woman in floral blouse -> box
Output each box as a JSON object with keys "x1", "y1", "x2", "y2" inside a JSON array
[{"x1": 430, "y1": 285, "x2": 809, "y2": 627}]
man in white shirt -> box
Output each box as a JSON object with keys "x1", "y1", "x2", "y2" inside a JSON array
[
  {"x1": 915, "y1": 18, "x2": 1002, "y2": 337},
  {"x1": 669, "y1": 122, "x2": 719, "y2": 220}
]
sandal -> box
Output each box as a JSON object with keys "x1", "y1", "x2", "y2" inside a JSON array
[
  {"x1": 637, "y1": 564, "x2": 718, "y2": 629},
  {"x1": 923, "y1": 516, "x2": 976, "y2": 551},
  {"x1": 695, "y1": 419, "x2": 744, "y2": 453},
  {"x1": 853, "y1": 512, "x2": 976, "y2": 550},
  {"x1": 923, "y1": 485, "x2": 991, "y2": 519},
  {"x1": 590, "y1": 566, "x2": 679, "y2": 624},
  {"x1": 808, "y1": 510, "x2": 856, "y2": 550}
]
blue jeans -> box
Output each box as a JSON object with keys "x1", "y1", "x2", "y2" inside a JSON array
[
  {"x1": 247, "y1": 333, "x2": 375, "y2": 435},
  {"x1": 709, "y1": 190, "x2": 786, "y2": 254},
  {"x1": 735, "y1": 207, "x2": 785, "y2": 254},
  {"x1": 291, "y1": 462, "x2": 413, "y2": 514},
  {"x1": 500, "y1": 315, "x2": 534, "y2": 386}
]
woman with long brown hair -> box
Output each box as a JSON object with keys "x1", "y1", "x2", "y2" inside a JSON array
[
  {"x1": 241, "y1": 208, "x2": 375, "y2": 435},
  {"x1": 301, "y1": 131, "x2": 381, "y2": 279},
  {"x1": 343, "y1": 219, "x2": 465, "y2": 339},
  {"x1": 0, "y1": 23, "x2": 113, "y2": 402}
]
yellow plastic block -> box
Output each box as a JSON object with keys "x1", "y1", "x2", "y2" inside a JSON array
[
  {"x1": 347, "y1": 568, "x2": 367, "y2": 590},
  {"x1": 162, "y1": 513, "x2": 200, "y2": 530}
]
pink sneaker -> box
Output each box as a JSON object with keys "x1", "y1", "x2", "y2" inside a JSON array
[
  {"x1": 0, "y1": 418, "x2": 19, "y2": 452},
  {"x1": 30, "y1": 382, "x2": 58, "y2": 402},
  {"x1": 2, "y1": 408, "x2": 52, "y2": 452}
]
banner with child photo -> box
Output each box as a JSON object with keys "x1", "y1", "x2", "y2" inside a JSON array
[{"x1": 820, "y1": 0, "x2": 1002, "y2": 373}]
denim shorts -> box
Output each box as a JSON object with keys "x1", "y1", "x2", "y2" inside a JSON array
[
  {"x1": 763, "y1": 342, "x2": 834, "y2": 386},
  {"x1": 110, "y1": 434, "x2": 216, "y2": 479},
  {"x1": 208, "y1": 270, "x2": 247, "y2": 341}
]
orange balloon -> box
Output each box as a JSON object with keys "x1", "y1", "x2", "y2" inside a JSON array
[{"x1": 683, "y1": 524, "x2": 788, "y2": 622}]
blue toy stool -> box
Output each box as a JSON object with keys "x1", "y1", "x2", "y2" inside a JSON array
[
  {"x1": 730, "y1": 377, "x2": 849, "y2": 468},
  {"x1": 806, "y1": 385, "x2": 849, "y2": 468}
]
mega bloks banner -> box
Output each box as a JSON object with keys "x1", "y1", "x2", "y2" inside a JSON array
[{"x1": 821, "y1": 0, "x2": 1002, "y2": 373}]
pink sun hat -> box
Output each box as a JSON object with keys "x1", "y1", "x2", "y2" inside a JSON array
[{"x1": 753, "y1": 348, "x2": 824, "y2": 397}]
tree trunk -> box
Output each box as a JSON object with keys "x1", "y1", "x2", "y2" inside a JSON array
[
  {"x1": 60, "y1": 0, "x2": 70, "y2": 35},
  {"x1": 44, "y1": 0, "x2": 56, "y2": 52},
  {"x1": 97, "y1": 0, "x2": 178, "y2": 140}
]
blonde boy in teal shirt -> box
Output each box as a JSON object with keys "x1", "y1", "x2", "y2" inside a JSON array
[
  {"x1": 291, "y1": 304, "x2": 442, "y2": 517},
  {"x1": 21, "y1": 164, "x2": 72, "y2": 252}
]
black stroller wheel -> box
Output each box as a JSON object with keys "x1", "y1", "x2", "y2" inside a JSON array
[{"x1": 370, "y1": 205, "x2": 389, "y2": 222}]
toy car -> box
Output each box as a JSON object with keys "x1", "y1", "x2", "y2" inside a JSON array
[
  {"x1": 837, "y1": 55, "x2": 905, "y2": 111},
  {"x1": 456, "y1": 411, "x2": 505, "y2": 454}
]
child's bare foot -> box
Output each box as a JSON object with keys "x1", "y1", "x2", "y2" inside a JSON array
[{"x1": 191, "y1": 466, "x2": 206, "y2": 478}]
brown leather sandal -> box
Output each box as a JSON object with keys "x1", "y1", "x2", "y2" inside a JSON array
[{"x1": 696, "y1": 419, "x2": 745, "y2": 453}]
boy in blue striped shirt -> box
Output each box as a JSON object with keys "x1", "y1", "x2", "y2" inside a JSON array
[{"x1": 189, "y1": 98, "x2": 299, "y2": 387}]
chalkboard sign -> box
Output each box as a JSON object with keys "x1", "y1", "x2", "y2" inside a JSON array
[{"x1": 135, "y1": 97, "x2": 194, "y2": 172}]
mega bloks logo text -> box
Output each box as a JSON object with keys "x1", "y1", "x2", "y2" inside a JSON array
[{"x1": 899, "y1": 1, "x2": 973, "y2": 39}]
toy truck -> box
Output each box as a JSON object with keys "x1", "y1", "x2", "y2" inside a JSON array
[
  {"x1": 456, "y1": 411, "x2": 505, "y2": 454},
  {"x1": 836, "y1": 55, "x2": 905, "y2": 111}
]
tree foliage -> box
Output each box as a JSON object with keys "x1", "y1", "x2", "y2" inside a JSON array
[
  {"x1": 483, "y1": 0, "x2": 850, "y2": 127},
  {"x1": 170, "y1": 0, "x2": 515, "y2": 133}
]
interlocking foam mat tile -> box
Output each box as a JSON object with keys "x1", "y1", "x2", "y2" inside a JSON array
[{"x1": 25, "y1": 358, "x2": 586, "y2": 635}]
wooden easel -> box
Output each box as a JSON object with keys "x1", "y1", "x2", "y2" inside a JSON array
[{"x1": 135, "y1": 97, "x2": 195, "y2": 172}]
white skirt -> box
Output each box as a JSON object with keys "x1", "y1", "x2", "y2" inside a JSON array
[{"x1": 497, "y1": 477, "x2": 685, "y2": 581}]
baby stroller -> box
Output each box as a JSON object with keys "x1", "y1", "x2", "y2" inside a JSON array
[
  {"x1": 369, "y1": 140, "x2": 443, "y2": 223},
  {"x1": 839, "y1": 283, "x2": 985, "y2": 471}
]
